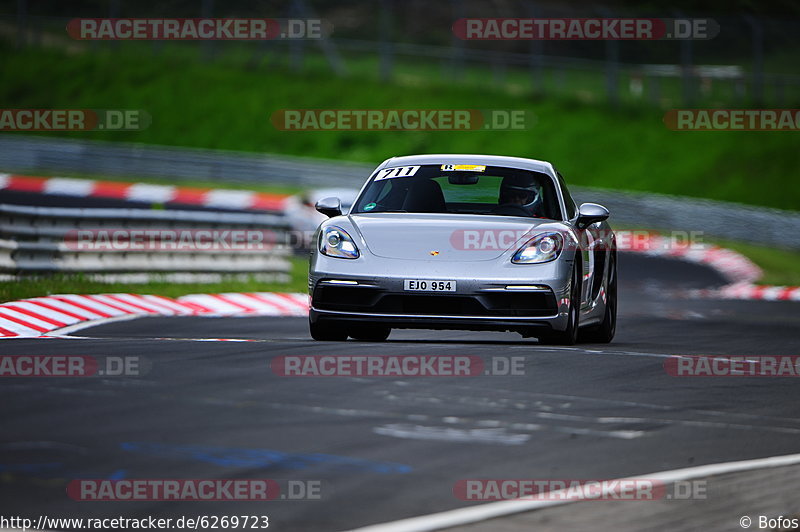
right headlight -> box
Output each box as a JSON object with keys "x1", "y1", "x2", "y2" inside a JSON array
[
  {"x1": 319, "y1": 226, "x2": 360, "y2": 259},
  {"x1": 511, "y1": 232, "x2": 563, "y2": 264}
]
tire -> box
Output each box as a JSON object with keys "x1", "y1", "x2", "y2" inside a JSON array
[
  {"x1": 579, "y1": 252, "x2": 617, "y2": 344},
  {"x1": 538, "y1": 258, "x2": 581, "y2": 345},
  {"x1": 309, "y1": 319, "x2": 348, "y2": 341},
  {"x1": 349, "y1": 325, "x2": 391, "y2": 342}
]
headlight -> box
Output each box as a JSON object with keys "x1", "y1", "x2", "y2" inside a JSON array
[
  {"x1": 319, "y1": 226, "x2": 360, "y2": 259},
  {"x1": 512, "y1": 232, "x2": 563, "y2": 264}
]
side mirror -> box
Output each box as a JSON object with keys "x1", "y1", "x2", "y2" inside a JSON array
[
  {"x1": 576, "y1": 202, "x2": 609, "y2": 229},
  {"x1": 315, "y1": 197, "x2": 342, "y2": 218}
]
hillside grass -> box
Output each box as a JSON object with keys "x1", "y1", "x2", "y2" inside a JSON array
[{"x1": 1, "y1": 43, "x2": 798, "y2": 211}]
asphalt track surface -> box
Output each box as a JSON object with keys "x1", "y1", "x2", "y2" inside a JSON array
[{"x1": 1, "y1": 253, "x2": 799, "y2": 531}]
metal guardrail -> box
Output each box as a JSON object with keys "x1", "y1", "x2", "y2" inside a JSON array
[
  {"x1": 0, "y1": 135, "x2": 372, "y2": 189},
  {"x1": 1, "y1": 136, "x2": 799, "y2": 250},
  {"x1": 570, "y1": 187, "x2": 800, "y2": 251},
  {"x1": 0, "y1": 203, "x2": 292, "y2": 274}
]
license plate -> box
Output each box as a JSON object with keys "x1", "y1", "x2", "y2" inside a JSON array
[{"x1": 404, "y1": 280, "x2": 456, "y2": 292}]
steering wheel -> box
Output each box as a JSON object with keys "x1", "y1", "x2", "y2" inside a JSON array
[{"x1": 493, "y1": 204, "x2": 532, "y2": 217}]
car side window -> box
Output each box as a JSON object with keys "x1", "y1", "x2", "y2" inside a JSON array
[{"x1": 556, "y1": 171, "x2": 577, "y2": 219}]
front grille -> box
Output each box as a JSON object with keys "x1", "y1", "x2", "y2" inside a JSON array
[
  {"x1": 379, "y1": 295, "x2": 488, "y2": 315},
  {"x1": 313, "y1": 285, "x2": 381, "y2": 308},
  {"x1": 313, "y1": 286, "x2": 557, "y2": 317}
]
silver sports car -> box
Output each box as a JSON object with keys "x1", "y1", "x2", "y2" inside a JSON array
[{"x1": 308, "y1": 154, "x2": 617, "y2": 345}]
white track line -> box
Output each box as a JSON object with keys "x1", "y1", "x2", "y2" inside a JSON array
[{"x1": 344, "y1": 451, "x2": 800, "y2": 532}]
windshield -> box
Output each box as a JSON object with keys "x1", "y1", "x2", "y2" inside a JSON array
[{"x1": 351, "y1": 164, "x2": 562, "y2": 220}]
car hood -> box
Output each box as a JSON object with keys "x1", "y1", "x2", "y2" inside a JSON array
[{"x1": 349, "y1": 213, "x2": 557, "y2": 262}]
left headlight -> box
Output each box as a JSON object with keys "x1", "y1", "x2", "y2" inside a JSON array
[
  {"x1": 319, "y1": 226, "x2": 360, "y2": 259},
  {"x1": 512, "y1": 232, "x2": 563, "y2": 264}
]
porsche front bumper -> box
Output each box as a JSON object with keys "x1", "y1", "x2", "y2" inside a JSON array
[{"x1": 308, "y1": 257, "x2": 575, "y2": 334}]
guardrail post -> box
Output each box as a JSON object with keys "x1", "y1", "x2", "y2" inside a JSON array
[
  {"x1": 201, "y1": 0, "x2": 215, "y2": 62},
  {"x1": 109, "y1": 0, "x2": 121, "y2": 50},
  {"x1": 526, "y1": 2, "x2": 544, "y2": 94},
  {"x1": 379, "y1": 0, "x2": 394, "y2": 82},
  {"x1": 449, "y1": 0, "x2": 465, "y2": 81},
  {"x1": 288, "y1": 0, "x2": 307, "y2": 72},
  {"x1": 673, "y1": 10, "x2": 694, "y2": 106},
  {"x1": 294, "y1": 0, "x2": 347, "y2": 76},
  {"x1": 744, "y1": 15, "x2": 764, "y2": 106},
  {"x1": 648, "y1": 75, "x2": 661, "y2": 106},
  {"x1": 680, "y1": 39, "x2": 694, "y2": 106},
  {"x1": 599, "y1": 7, "x2": 619, "y2": 107},
  {"x1": 16, "y1": 0, "x2": 27, "y2": 49}
]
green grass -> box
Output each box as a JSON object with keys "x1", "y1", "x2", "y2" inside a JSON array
[
  {"x1": 1, "y1": 43, "x2": 799, "y2": 211},
  {"x1": 0, "y1": 257, "x2": 309, "y2": 304}
]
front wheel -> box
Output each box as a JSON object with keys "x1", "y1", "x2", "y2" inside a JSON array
[{"x1": 538, "y1": 259, "x2": 581, "y2": 346}]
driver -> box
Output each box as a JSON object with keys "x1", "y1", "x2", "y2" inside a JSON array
[{"x1": 498, "y1": 176, "x2": 541, "y2": 215}]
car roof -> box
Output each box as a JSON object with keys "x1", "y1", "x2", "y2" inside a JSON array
[{"x1": 378, "y1": 154, "x2": 556, "y2": 175}]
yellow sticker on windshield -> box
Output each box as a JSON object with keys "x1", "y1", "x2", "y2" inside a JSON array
[{"x1": 441, "y1": 164, "x2": 486, "y2": 172}]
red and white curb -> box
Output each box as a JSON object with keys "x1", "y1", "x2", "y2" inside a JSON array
[
  {"x1": 689, "y1": 282, "x2": 800, "y2": 302},
  {"x1": 0, "y1": 292, "x2": 309, "y2": 338},
  {"x1": 0, "y1": 173, "x2": 289, "y2": 212},
  {"x1": 178, "y1": 292, "x2": 309, "y2": 317},
  {"x1": 620, "y1": 233, "x2": 800, "y2": 301}
]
